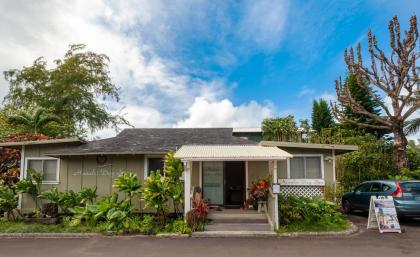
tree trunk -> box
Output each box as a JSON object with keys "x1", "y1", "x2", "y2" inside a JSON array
[{"x1": 393, "y1": 126, "x2": 408, "y2": 172}]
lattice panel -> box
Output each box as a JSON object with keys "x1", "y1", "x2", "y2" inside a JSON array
[{"x1": 280, "y1": 185, "x2": 324, "y2": 198}]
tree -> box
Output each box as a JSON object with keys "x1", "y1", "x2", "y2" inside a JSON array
[
  {"x1": 343, "y1": 74, "x2": 386, "y2": 137},
  {"x1": 312, "y1": 99, "x2": 334, "y2": 133},
  {"x1": 262, "y1": 115, "x2": 298, "y2": 142},
  {"x1": 3, "y1": 44, "x2": 130, "y2": 137},
  {"x1": 332, "y1": 15, "x2": 420, "y2": 171},
  {"x1": 7, "y1": 107, "x2": 60, "y2": 135}
]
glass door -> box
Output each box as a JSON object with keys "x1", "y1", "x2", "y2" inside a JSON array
[{"x1": 202, "y1": 162, "x2": 224, "y2": 205}]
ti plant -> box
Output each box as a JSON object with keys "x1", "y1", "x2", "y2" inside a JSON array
[
  {"x1": 113, "y1": 172, "x2": 141, "y2": 204},
  {"x1": 79, "y1": 187, "x2": 98, "y2": 205},
  {"x1": 58, "y1": 190, "x2": 81, "y2": 213},
  {"x1": 14, "y1": 169, "x2": 43, "y2": 210},
  {"x1": 143, "y1": 171, "x2": 169, "y2": 223}
]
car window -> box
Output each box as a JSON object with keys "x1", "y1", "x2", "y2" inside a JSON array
[
  {"x1": 401, "y1": 182, "x2": 420, "y2": 194},
  {"x1": 370, "y1": 183, "x2": 382, "y2": 192},
  {"x1": 355, "y1": 183, "x2": 371, "y2": 192},
  {"x1": 382, "y1": 184, "x2": 392, "y2": 191}
]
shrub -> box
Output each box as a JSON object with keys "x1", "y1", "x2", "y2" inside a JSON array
[
  {"x1": 79, "y1": 187, "x2": 98, "y2": 205},
  {"x1": 143, "y1": 171, "x2": 169, "y2": 222},
  {"x1": 139, "y1": 215, "x2": 156, "y2": 235},
  {"x1": 165, "y1": 218, "x2": 191, "y2": 234},
  {"x1": 14, "y1": 169, "x2": 43, "y2": 210},
  {"x1": 0, "y1": 183, "x2": 19, "y2": 221},
  {"x1": 58, "y1": 190, "x2": 82, "y2": 213},
  {"x1": 113, "y1": 172, "x2": 141, "y2": 204},
  {"x1": 278, "y1": 195, "x2": 345, "y2": 226}
]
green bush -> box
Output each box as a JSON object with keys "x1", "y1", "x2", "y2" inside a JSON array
[
  {"x1": 278, "y1": 195, "x2": 347, "y2": 232},
  {"x1": 79, "y1": 187, "x2": 98, "y2": 205},
  {"x1": 0, "y1": 184, "x2": 18, "y2": 220},
  {"x1": 165, "y1": 218, "x2": 191, "y2": 234},
  {"x1": 140, "y1": 215, "x2": 156, "y2": 235}
]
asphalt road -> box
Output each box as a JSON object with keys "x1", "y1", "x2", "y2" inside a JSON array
[{"x1": 1, "y1": 213, "x2": 419, "y2": 257}]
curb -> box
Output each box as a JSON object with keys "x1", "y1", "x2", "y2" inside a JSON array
[
  {"x1": 0, "y1": 222, "x2": 359, "y2": 239},
  {"x1": 277, "y1": 221, "x2": 359, "y2": 237}
]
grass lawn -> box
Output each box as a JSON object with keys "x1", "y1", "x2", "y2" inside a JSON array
[
  {"x1": 277, "y1": 219, "x2": 350, "y2": 233},
  {"x1": 0, "y1": 218, "x2": 100, "y2": 233}
]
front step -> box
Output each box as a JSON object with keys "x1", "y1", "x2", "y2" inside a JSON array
[
  {"x1": 205, "y1": 223, "x2": 272, "y2": 232},
  {"x1": 208, "y1": 211, "x2": 268, "y2": 224}
]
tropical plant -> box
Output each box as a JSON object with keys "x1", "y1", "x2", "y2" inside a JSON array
[
  {"x1": 40, "y1": 187, "x2": 60, "y2": 204},
  {"x1": 278, "y1": 195, "x2": 345, "y2": 226},
  {"x1": 165, "y1": 218, "x2": 192, "y2": 234},
  {"x1": 140, "y1": 215, "x2": 156, "y2": 235},
  {"x1": 143, "y1": 171, "x2": 169, "y2": 222},
  {"x1": 332, "y1": 15, "x2": 419, "y2": 171},
  {"x1": 58, "y1": 190, "x2": 81, "y2": 213},
  {"x1": 3, "y1": 44, "x2": 130, "y2": 137},
  {"x1": 113, "y1": 172, "x2": 141, "y2": 204},
  {"x1": 312, "y1": 99, "x2": 334, "y2": 133},
  {"x1": 14, "y1": 169, "x2": 43, "y2": 210},
  {"x1": 186, "y1": 192, "x2": 208, "y2": 232},
  {"x1": 262, "y1": 115, "x2": 298, "y2": 142},
  {"x1": 7, "y1": 107, "x2": 61, "y2": 135},
  {"x1": 164, "y1": 151, "x2": 184, "y2": 215},
  {"x1": 0, "y1": 183, "x2": 19, "y2": 221},
  {"x1": 79, "y1": 187, "x2": 98, "y2": 205}
]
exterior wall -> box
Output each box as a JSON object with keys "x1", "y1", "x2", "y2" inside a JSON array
[
  {"x1": 21, "y1": 144, "x2": 146, "y2": 213},
  {"x1": 191, "y1": 161, "x2": 200, "y2": 189},
  {"x1": 247, "y1": 161, "x2": 269, "y2": 188}
]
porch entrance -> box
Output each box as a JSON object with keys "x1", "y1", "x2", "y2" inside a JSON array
[{"x1": 202, "y1": 161, "x2": 245, "y2": 208}]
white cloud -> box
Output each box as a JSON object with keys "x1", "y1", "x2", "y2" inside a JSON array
[
  {"x1": 0, "y1": 0, "x2": 278, "y2": 139},
  {"x1": 175, "y1": 97, "x2": 273, "y2": 128},
  {"x1": 237, "y1": 0, "x2": 289, "y2": 51},
  {"x1": 298, "y1": 86, "x2": 316, "y2": 97}
]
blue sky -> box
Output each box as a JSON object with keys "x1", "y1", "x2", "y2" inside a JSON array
[{"x1": 0, "y1": 0, "x2": 419, "y2": 138}]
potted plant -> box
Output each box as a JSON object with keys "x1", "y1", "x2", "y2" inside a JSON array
[{"x1": 248, "y1": 177, "x2": 270, "y2": 210}]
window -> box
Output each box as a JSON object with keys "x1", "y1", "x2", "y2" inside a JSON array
[
  {"x1": 146, "y1": 157, "x2": 164, "y2": 176},
  {"x1": 26, "y1": 158, "x2": 59, "y2": 184},
  {"x1": 355, "y1": 183, "x2": 371, "y2": 193},
  {"x1": 370, "y1": 183, "x2": 382, "y2": 192},
  {"x1": 289, "y1": 156, "x2": 322, "y2": 179}
]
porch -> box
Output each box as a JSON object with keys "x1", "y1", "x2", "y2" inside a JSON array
[{"x1": 174, "y1": 145, "x2": 292, "y2": 230}]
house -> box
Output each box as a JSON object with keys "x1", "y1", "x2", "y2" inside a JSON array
[{"x1": 0, "y1": 128, "x2": 357, "y2": 229}]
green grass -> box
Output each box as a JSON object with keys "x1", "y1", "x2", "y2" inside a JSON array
[
  {"x1": 277, "y1": 219, "x2": 350, "y2": 233},
  {"x1": 0, "y1": 218, "x2": 101, "y2": 233}
]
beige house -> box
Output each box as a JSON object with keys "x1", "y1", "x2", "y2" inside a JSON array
[{"x1": 0, "y1": 128, "x2": 357, "y2": 230}]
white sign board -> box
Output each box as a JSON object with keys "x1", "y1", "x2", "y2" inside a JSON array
[
  {"x1": 278, "y1": 179, "x2": 325, "y2": 186},
  {"x1": 272, "y1": 183, "x2": 280, "y2": 194},
  {"x1": 367, "y1": 196, "x2": 401, "y2": 233}
]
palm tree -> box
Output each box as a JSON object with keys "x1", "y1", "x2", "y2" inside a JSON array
[{"x1": 8, "y1": 108, "x2": 61, "y2": 134}]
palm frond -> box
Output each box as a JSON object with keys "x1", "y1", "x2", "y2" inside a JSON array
[{"x1": 404, "y1": 118, "x2": 420, "y2": 136}]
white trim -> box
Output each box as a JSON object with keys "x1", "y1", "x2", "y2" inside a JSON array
[
  {"x1": 24, "y1": 157, "x2": 60, "y2": 184},
  {"x1": 199, "y1": 161, "x2": 203, "y2": 189},
  {"x1": 245, "y1": 161, "x2": 249, "y2": 200},
  {"x1": 18, "y1": 146, "x2": 25, "y2": 209},
  {"x1": 273, "y1": 160, "x2": 279, "y2": 230},
  {"x1": 178, "y1": 157, "x2": 288, "y2": 161},
  {"x1": 286, "y1": 154, "x2": 324, "y2": 179},
  {"x1": 183, "y1": 161, "x2": 192, "y2": 216}
]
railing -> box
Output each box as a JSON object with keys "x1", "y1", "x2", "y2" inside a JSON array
[{"x1": 266, "y1": 189, "x2": 276, "y2": 230}]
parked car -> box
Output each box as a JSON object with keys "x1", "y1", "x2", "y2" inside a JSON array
[{"x1": 342, "y1": 180, "x2": 420, "y2": 217}]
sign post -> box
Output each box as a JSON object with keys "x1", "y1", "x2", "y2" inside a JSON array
[{"x1": 367, "y1": 196, "x2": 401, "y2": 233}]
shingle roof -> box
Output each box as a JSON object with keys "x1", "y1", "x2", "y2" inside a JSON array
[{"x1": 48, "y1": 128, "x2": 256, "y2": 156}]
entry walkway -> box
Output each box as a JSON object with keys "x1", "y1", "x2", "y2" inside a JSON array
[{"x1": 200, "y1": 208, "x2": 275, "y2": 236}]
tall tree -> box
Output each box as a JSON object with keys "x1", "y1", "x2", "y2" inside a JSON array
[
  {"x1": 343, "y1": 74, "x2": 386, "y2": 136},
  {"x1": 332, "y1": 15, "x2": 419, "y2": 171},
  {"x1": 3, "y1": 44, "x2": 129, "y2": 137},
  {"x1": 7, "y1": 108, "x2": 60, "y2": 135},
  {"x1": 262, "y1": 115, "x2": 297, "y2": 142},
  {"x1": 312, "y1": 99, "x2": 334, "y2": 133}
]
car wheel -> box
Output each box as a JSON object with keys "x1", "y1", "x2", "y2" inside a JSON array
[{"x1": 342, "y1": 199, "x2": 353, "y2": 214}]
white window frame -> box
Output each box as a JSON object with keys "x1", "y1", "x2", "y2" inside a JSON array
[
  {"x1": 25, "y1": 157, "x2": 60, "y2": 184},
  {"x1": 143, "y1": 155, "x2": 165, "y2": 180},
  {"x1": 287, "y1": 154, "x2": 324, "y2": 179}
]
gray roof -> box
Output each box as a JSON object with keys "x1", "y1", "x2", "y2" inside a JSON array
[{"x1": 48, "y1": 128, "x2": 256, "y2": 156}]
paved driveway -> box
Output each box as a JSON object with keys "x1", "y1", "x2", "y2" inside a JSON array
[{"x1": 1, "y1": 214, "x2": 419, "y2": 257}]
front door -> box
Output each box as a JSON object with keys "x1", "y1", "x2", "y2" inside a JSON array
[
  {"x1": 202, "y1": 162, "x2": 224, "y2": 205},
  {"x1": 224, "y1": 161, "x2": 245, "y2": 208}
]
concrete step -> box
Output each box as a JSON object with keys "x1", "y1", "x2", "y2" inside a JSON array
[
  {"x1": 208, "y1": 211, "x2": 268, "y2": 224},
  {"x1": 193, "y1": 230, "x2": 277, "y2": 238},
  {"x1": 205, "y1": 223, "x2": 272, "y2": 232}
]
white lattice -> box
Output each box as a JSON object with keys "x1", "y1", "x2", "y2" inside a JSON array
[{"x1": 280, "y1": 185, "x2": 324, "y2": 198}]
